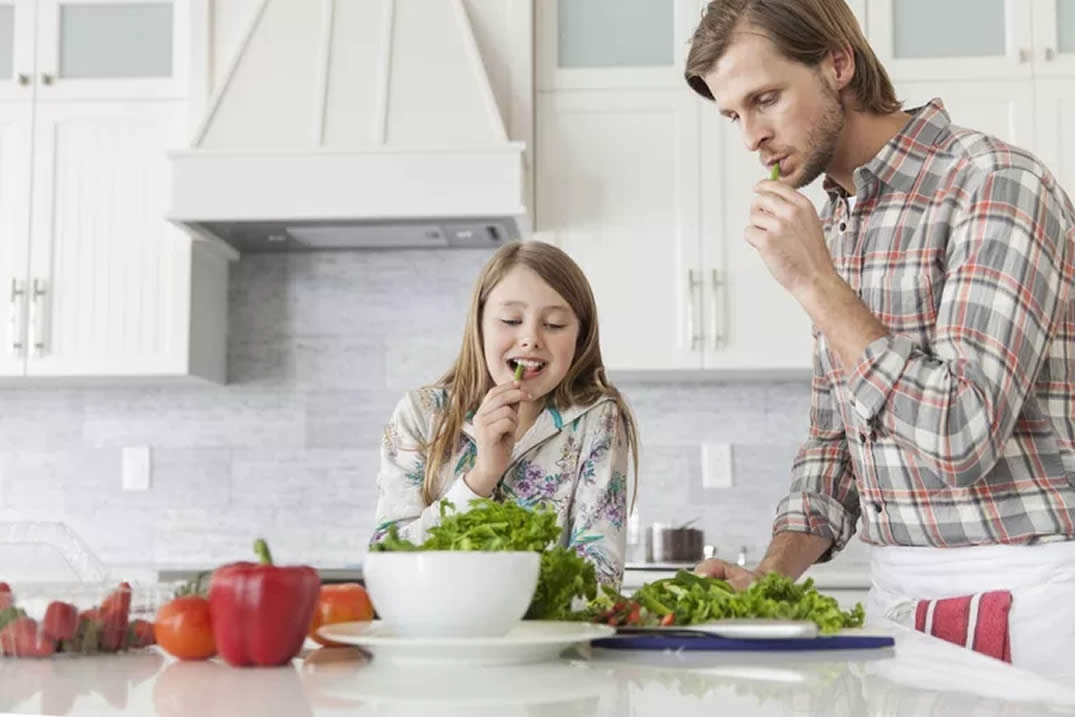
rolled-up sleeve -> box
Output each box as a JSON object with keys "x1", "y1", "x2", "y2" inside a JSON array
[
  {"x1": 846, "y1": 168, "x2": 1073, "y2": 489},
  {"x1": 774, "y1": 339, "x2": 860, "y2": 561}
]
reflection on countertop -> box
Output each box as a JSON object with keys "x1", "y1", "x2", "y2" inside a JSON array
[{"x1": 3, "y1": 622, "x2": 1075, "y2": 716}]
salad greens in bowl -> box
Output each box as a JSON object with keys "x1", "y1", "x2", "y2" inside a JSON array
[{"x1": 365, "y1": 499, "x2": 597, "y2": 638}]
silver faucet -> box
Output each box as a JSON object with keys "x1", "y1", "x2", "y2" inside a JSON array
[{"x1": 736, "y1": 545, "x2": 748, "y2": 567}]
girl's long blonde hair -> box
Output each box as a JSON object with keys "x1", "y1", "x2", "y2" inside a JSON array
[{"x1": 421, "y1": 240, "x2": 640, "y2": 509}]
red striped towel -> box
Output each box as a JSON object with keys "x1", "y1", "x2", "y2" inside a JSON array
[{"x1": 913, "y1": 591, "x2": 1012, "y2": 663}]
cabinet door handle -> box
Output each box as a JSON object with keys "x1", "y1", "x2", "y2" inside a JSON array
[
  {"x1": 40, "y1": 73, "x2": 54, "y2": 86},
  {"x1": 710, "y1": 269, "x2": 726, "y2": 350},
  {"x1": 687, "y1": 269, "x2": 704, "y2": 350},
  {"x1": 1045, "y1": 47, "x2": 1056, "y2": 62},
  {"x1": 1018, "y1": 48, "x2": 1031, "y2": 63},
  {"x1": 30, "y1": 278, "x2": 48, "y2": 354},
  {"x1": 16, "y1": 73, "x2": 30, "y2": 86},
  {"x1": 9, "y1": 278, "x2": 26, "y2": 355}
]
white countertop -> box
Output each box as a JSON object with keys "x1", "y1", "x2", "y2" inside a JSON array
[{"x1": 3, "y1": 621, "x2": 1074, "y2": 716}]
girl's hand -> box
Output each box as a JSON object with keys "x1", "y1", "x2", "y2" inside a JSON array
[{"x1": 466, "y1": 381, "x2": 532, "y2": 496}]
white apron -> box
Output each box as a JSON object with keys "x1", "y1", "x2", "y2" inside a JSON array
[{"x1": 866, "y1": 541, "x2": 1075, "y2": 686}]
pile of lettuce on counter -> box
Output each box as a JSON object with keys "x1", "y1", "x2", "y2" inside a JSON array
[{"x1": 371, "y1": 499, "x2": 864, "y2": 633}]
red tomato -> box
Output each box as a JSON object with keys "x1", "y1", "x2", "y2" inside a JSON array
[
  {"x1": 154, "y1": 596, "x2": 216, "y2": 660},
  {"x1": 308, "y1": 583, "x2": 374, "y2": 646}
]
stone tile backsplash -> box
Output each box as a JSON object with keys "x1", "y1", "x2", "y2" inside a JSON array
[{"x1": 0, "y1": 250, "x2": 825, "y2": 569}]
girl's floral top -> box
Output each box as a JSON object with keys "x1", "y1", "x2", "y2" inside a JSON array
[{"x1": 371, "y1": 387, "x2": 631, "y2": 588}]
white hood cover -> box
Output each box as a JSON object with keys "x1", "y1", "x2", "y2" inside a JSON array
[{"x1": 169, "y1": 0, "x2": 526, "y2": 251}]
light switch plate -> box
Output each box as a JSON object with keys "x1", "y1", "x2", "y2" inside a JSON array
[
  {"x1": 122, "y1": 445, "x2": 151, "y2": 492},
  {"x1": 701, "y1": 442, "x2": 733, "y2": 488}
]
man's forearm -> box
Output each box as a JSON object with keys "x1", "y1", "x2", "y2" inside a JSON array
[
  {"x1": 798, "y1": 273, "x2": 888, "y2": 371},
  {"x1": 755, "y1": 531, "x2": 834, "y2": 581}
]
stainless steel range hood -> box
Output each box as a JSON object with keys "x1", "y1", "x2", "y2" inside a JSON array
[{"x1": 169, "y1": 0, "x2": 528, "y2": 252}]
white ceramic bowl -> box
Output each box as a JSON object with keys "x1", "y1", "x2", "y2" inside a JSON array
[{"x1": 362, "y1": 551, "x2": 541, "y2": 638}]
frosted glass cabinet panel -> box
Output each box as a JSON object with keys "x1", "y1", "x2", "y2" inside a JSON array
[
  {"x1": 557, "y1": 0, "x2": 672, "y2": 68},
  {"x1": 892, "y1": 0, "x2": 1006, "y2": 58},
  {"x1": 1061, "y1": 0, "x2": 1075, "y2": 53},
  {"x1": 58, "y1": 3, "x2": 173, "y2": 79},
  {"x1": 0, "y1": 5, "x2": 12, "y2": 81},
  {"x1": 33, "y1": 0, "x2": 186, "y2": 100},
  {"x1": 867, "y1": 0, "x2": 1033, "y2": 80},
  {"x1": 537, "y1": 0, "x2": 699, "y2": 89}
]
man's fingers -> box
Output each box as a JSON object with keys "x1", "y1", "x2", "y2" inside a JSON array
[
  {"x1": 748, "y1": 207, "x2": 781, "y2": 232},
  {"x1": 744, "y1": 226, "x2": 767, "y2": 249},
  {"x1": 693, "y1": 559, "x2": 759, "y2": 591},
  {"x1": 693, "y1": 558, "x2": 732, "y2": 579}
]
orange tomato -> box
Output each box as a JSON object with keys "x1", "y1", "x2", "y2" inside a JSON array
[
  {"x1": 154, "y1": 596, "x2": 216, "y2": 660},
  {"x1": 308, "y1": 583, "x2": 374, "y2": 646}
]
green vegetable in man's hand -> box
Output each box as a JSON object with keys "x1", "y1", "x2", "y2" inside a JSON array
[{"x1": 769, "y1": 163, "x2": 781, "y2": 181}]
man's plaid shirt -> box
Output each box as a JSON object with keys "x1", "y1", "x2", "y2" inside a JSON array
[{"x1": 774, "y1": 99, "x2": 1075, "y2": 558}]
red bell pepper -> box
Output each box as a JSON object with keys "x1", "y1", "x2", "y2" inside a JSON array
[
  {"x1": 208, "y1": 538, "x2": 320, "y2": 667},
  {"x1": 0, "y1": 582, "x2": 12, "y2": 611}
]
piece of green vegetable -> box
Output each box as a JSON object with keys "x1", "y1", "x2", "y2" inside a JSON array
[
  {"x1": 592, "y1": 570, "x2": 864, "y2": 634},
  {"x1": 514, "y1": 362, "x2": 525, "y2": 381},
  {"x1": 769, "y1": 163, "x2": 781, "y2": 181}
]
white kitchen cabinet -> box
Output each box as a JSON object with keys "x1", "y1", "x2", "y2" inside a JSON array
[
  {"x1": 536, "y1": 0, "x2": 699, "y2": 91},
  {"x1": 0, "y1": 0, "x2": 233, "y2": 383},
  {"x1": 1031, "y1": 0, "x2": 1075, "y2": 76},
  {"x1": 893, "y1": 79, "x2": 1037, "y2": 149},
  {"x1": 699, "y1": 118, "x2": 820, "y2": 372},
  {"x1": 867, "y1": 0, "x2": 1034, "y2": 81},
  {"x1": 1035, "y1": 79, "x2": 1075, "y2": 197},
  {"x1": 33, "y1": 0, "x2": 188, "y2": 100},
  {"x1": 537, "y1": 90, "x2": 703, "y2": 370}
]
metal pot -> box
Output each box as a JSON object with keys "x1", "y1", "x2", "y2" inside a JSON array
[{"x1": 645, "y1": 522, "x2": 705, "y2": 563}]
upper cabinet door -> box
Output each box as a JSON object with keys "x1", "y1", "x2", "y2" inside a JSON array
[
  {"x1": 699, "y1": 116, "x2": 817, "y2": 373},
  {"x1": 1032, "y1": 0, "x2": 1075, "y2": 76},
  {"x1": 25, "y1": 100, "x2": 195, "y2": 378},
  {"x1": 536, "y1": 90, "x2": 704, "y2": 371},
  {"x1": 867, "y1": 0, "x2": 1034, "y2": 80},
  {"x1": 33, "y1": 0, "x2": 188, "y2": 100},
  {"x1": 537, "y1": 0, "x2": 699, "y2": 90}
]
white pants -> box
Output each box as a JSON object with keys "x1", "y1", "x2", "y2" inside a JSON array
[{"x1": 866, "y1": 541, "x2": 1075, "y2": 686}]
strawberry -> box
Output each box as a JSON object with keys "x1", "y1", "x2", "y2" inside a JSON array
[
  {"x1": 0, "y1": 616, "x2": 56, "y2": 657},
  {"x1": 42, "y1": 601, "x2": 80, "y2": 641},
  {"x1": 99, "y1": 583, "x2": 131, "y2": 652}
]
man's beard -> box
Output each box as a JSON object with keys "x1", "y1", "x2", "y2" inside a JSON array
[{"x1": 795, "y1": 83, "x2": 846, "y2": 188}]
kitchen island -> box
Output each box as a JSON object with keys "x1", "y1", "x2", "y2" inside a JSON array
[{"x1": 1, "y1": 622, "x2": 1073, "y2": 716}]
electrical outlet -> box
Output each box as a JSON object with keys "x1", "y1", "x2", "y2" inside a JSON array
[
  {"x1": 701, "y1": 442, "x2": 733, "y2": 488},
  {"x1": 122, "y1": 445, "x2": 151, "y2": 492}
]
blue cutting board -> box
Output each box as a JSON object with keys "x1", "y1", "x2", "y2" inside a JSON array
[{"x1": 592, "y1": 634, "x2": 894, "y2": 651}]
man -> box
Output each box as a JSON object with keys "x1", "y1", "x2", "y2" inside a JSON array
[{"x1": 687, "y1": 0, "x2": 1075, "y2": 681}]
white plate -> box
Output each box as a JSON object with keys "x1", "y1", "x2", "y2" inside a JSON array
[{"x1": 317, "y1": 620, "x2": 615, "y2": 666}]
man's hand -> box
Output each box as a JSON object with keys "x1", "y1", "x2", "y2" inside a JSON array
[
  {"x1": 693, "y1": 558, "x2": 762, "y2": 592},
  {"x1": 746, "y1": 180, "x2": 840, "y2": 301},
  {"x1": 747, "y1": 181, "x2": 889, "y2": 369}
]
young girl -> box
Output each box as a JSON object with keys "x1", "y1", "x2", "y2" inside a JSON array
[{"x1": 370, "y1": 240, "x2": 640, "y2": 588}]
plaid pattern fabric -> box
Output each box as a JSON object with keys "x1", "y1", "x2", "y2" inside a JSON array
[{"x1": 774, "y1": 99, "x2": 1075, "y2": 557}]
